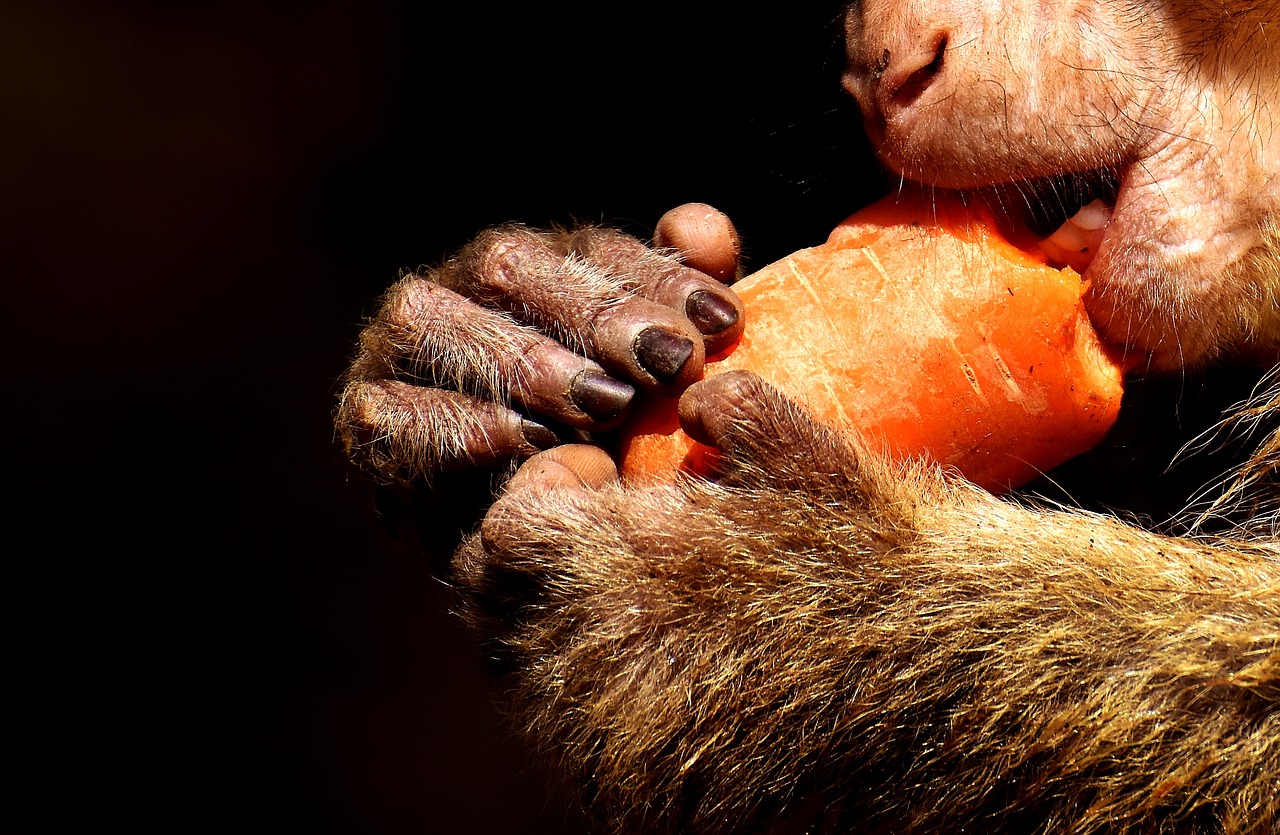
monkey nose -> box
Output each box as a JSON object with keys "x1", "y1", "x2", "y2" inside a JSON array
[
  {"x1": 843, "y1": 30, "x2": 950, "y2": 144},
  {"x1": 874, "y1": 33, "x2": 948, "y2": 115}
]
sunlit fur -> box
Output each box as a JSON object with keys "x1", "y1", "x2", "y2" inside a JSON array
[{"x1": 458, "y1": 374, "x2": 1280, "y2": 833}]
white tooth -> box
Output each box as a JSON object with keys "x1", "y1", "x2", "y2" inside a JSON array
[
  {"x1": 1047, "y1": 222, "x2": 1089, "y2": 253},
  {"x1": 1040, "y1": 198, "x2": 1114, "y2": 273},
  {"x1": 1071, "y1": 198, "x2": 1113, "y2": 231}
]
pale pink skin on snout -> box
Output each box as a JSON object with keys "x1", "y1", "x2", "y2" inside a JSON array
[{"x1": 841, "y1": 0, "x2": 1280, "y2": 372}]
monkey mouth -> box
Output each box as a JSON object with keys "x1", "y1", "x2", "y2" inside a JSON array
[{"x1": 990, "y1": 168, "x2": 1122, "y2": 274}]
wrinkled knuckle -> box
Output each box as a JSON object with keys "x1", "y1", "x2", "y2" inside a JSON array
[
  {"x1": 456, "y1": 225, "x2": 562, "y2": 297},
  {"x1": 369, "y1": 279, "x2": 475, "y2": 369},
  {"x1": 345, "y1": 278, "x2": 429, "y2": 369},
  {"x1": 380, "y1": 273, "x2": 423, "y2": 317},
  {"x1": 372, "y1": 276, "x2": 440, "y2": 338},
  {"x1": 336, "y1": 380, "x2": 446, "y2": 481},
  {"x1": 334, "y1": 380, "x2": 393, "y2": 468},
  {"x1": 336, "y1": 379, "x2": 379, "y2": 433},
  {"x1": 463, "y1": 224, "x2": 539, "y2": 259}
]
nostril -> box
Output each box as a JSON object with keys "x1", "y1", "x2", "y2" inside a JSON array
[
  {"x1": 872, "y1": 48, "x2": 891, "y2": 80},
  {"x1": 882, "y1": 34, "x2": 948, "y2": 108}
]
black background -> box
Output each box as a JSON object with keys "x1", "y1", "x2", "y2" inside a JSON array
[{"x1": 3, "y1": 2, "x2": 886, "y2": 833}]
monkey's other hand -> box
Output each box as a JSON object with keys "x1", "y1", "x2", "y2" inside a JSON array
[
  {"x1": 336, "y1": 204, "x2": 744, "y2": 481},
  {"x1": 459, "y1": 370, "x2": 920, "y2": 647},
  {"x1": 455, "y1": 372, "x2": 1280, "y2": 833},
  {"x1": 452, "y1": 371, "x2": 925, "y2": 830}
]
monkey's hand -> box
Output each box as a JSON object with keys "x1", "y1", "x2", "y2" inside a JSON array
[
  {"x1": 457, "y1": 371, "x2": 1280, "y2": 833},
  {"x1": 335, "y1": 205, "x2": 744, "y2": 482}
]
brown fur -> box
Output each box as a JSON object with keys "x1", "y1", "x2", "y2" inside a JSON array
[
  {"x1": 337, "y1": 1, "x2": 1280, "y2": 831},
  {"x1": 456, "y1": 373, "x2": 1279, "y2": 833}
]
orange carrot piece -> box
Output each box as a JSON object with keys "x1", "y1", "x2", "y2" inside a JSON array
[{"x1": 617, "y1": 190, "x2": 1126, "y2": 493}]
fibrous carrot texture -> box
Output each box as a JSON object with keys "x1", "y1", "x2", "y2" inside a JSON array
[{"x1": 618, "y1": 190, "x2": 1125, "y2": 493}]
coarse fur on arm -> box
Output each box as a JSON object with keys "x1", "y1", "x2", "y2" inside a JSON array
[{"x1": 456, "y1": 373, "x2": 1280, "y2": 834}]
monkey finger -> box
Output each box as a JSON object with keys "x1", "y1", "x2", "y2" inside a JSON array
[
  {"x1": 364, "y1": 277, "x2": 635, "y2": 429},
  {"x1": 644, "y1": 268, "x2": 745, "y2": 355},
  {"x1": 336, "y1": 379, "x2": 559, "y2": 478},
  {"x1": 677, "y1": 371, "x2": 805, "y2": 452},
  {"x1": 502, "y1": 444, "x2": 619, "y2": 496},
  {"x1": 653, "y1": 202, "x2": 742, "y2": 284},
  {"x1": 443, "y1": 226, "x2": 706, "y2": 391},
  {"x1": 568, "y1": 227, "x2": 745, "y2": 354},
  {"x1": 677, "y1": 371, "x2": 860, "y2": 488},
  {"x1": 473, "y1": 444, "x2": 619, "y2": 602}
]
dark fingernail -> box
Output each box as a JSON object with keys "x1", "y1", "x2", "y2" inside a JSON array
[
  {"x1": 634, "y1": 327, "x2": 695, "y2": 381},
  {"x1": 521, "y1": 420, "x2": 561, "y2": 451},
  {"x1": 570, "y1": 370, "x2": 634, "y2": 422},
  {"x1": 685, "y1": 290, "x2": 740, "y2": 335}
]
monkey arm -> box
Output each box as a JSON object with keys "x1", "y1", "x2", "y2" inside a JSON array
[{"x1": 455, "y1": 373, "x2": 1280, "y2": 834}]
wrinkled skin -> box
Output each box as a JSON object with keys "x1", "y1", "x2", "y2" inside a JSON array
[
  {"x1": 843, "y1": 0, "x2": 1280, "y2": 370},
  {"x1": 337, "y1": 1, "x2": 1280, "y2": 832}
]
